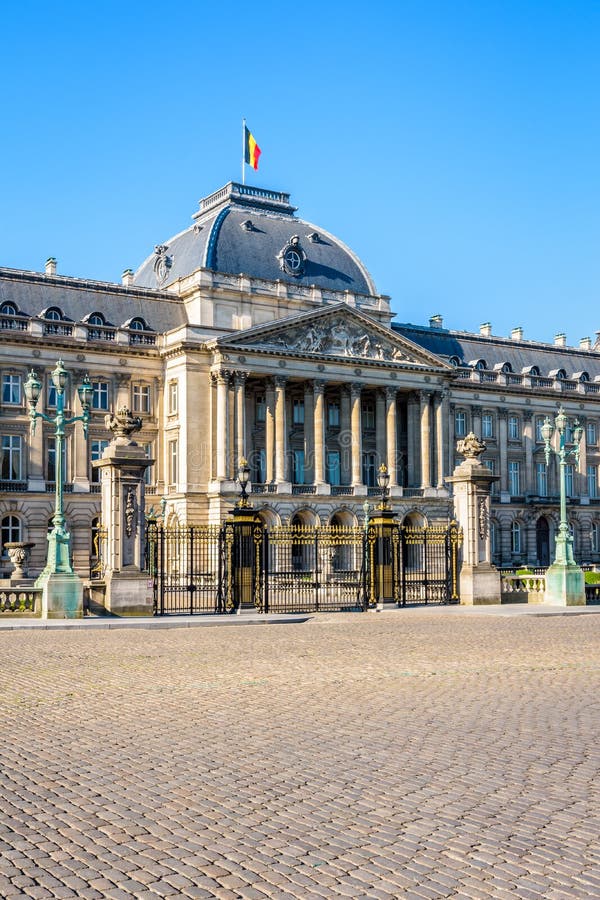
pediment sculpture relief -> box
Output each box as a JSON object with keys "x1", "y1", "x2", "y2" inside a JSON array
[{"x1": 255, "y1": 317, "x2": 409, "y2": 362}]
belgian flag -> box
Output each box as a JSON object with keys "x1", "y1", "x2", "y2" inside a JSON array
[{"x1": 244, "y1": 126, "x2": 261, "y2": 170}]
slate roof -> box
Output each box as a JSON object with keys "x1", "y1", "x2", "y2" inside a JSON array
[
  {"x1": 133, "y1": 182, "x2": 376, "y2": 296},
  {"x1": 394, "y1": 323, "x2": 600, "y2": 380},
  {"x1": 0, "y1": 268, "x2": 187, "y2": 333}
]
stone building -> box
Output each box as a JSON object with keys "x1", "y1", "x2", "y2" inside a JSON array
[{"x1": 0, "y1": 181, "x2": 598, "y2": 576}]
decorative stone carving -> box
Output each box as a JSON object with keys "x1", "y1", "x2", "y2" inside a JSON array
[
  {"x1": 457, "y1": 432, "x2": 487, "y2": 459},
  {"x1": 104, "y1": 407, "x2": 142, "y2": 445},
  {"x1": 125, "y1": 488, "x2": 136, "y2": 538},
  {"x1": 478, "y1": 498, "x2": 488, "y2": 540},
  {"x1": 245, "y1": 316, "x2": 410, "y2": 361},
  {"x1": 4, "y1": 542, "x2": 34, "y2": 579},
  {"x1": 153, "y1": 244, "x2": 172, "y2": 285}
]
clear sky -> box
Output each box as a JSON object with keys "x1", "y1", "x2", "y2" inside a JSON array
[{"x1": 2, "y1": 1, "x2": 599, "y2": 346}]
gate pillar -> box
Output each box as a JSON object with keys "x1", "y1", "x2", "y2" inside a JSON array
[
  {"x1": 223, "y1": 458, "x2": 264, "y2": 612},
  {"x1": 92, "y1": 408, "x2": 153, "y2": 616},
  {"x1": 446, "y1": 433, "x2": 501, "y2": 605},
  {"x1": 366, "y1": 466, "x2": 400, "y2": 608}
]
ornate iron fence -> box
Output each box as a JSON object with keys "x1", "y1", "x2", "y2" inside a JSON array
[{"x1": 146, "y1": 520, "x2": 461, "y2": 615}]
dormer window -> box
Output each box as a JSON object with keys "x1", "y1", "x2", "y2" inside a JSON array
[
  {"x1": 550, "y1": 368, "x2": 567, "y2": 380},
  {"x1": 574, "y1": 371, "x2": 590, "y2": 382},
  {"x1": 124, "y1": 317, "x2": 156, "y2": 346},
  {"x1": 43, "y1": 307, "x2": 72, "y2": 336},
  {"x1": 522, "y1": 365, "x2": 540, "y2": 376},
  {"x1": 448, "y1": 355, "x2": 461, "y2": 367},
  {"x1": 85, "y1": 312, "x2": 115, "y2": 342},
  {"x1": 0, "y1": 302, "x2": 27, "y2": 331},
  {"x1": 469, "y1": 359, "x2": 487, "y2": 371},
  {"x1": 493, "y1": 361, "x2": 513, "y2": 374}
]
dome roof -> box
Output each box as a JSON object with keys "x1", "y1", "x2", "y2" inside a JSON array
[{"x1": 133, "y1": 182, "x2": 376, "y2": 295}]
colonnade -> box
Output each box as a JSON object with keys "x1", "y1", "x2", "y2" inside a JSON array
[{"x1": 211, "y1": 370, "x2": 449, "y2": 492}]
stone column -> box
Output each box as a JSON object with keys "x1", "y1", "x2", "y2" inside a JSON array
[
  {"x1": 340, "y1": 386, "x2": 351, "y2": 485},
  {"x1": 265, "y1": 379, "x2": 275, "y2": 484},
  {"x1": 274, "y1": 376, "x2": 288, "y2": 484},
  {"x1": 435, "y1": 391, "x2": 447, "y2": 489},
  {"x1": 419, "y1": 391, "x2": 432, "y2": 489},
  {"x1": 71, "y1": 369, "x2": 90, "y2": 492},
  {"x1": 304, "y1": 382, "x2": 315, "y2": 484},
  {"x1": 233, "y1": 372, "x2": 247, "y2": 474},
  {"x1": 447, "y1": 434, "x2": 501, "y2": 605},
  {"x1": 470, "y1": 405, "x2": 481, "y2": 438},
  {"x1": 406, "y1": 393, "x2": 420, "y2": 487},
  {"x1": 350, "y1": 383, "x2": 363, "y2": 486},
  {"x1": 313, "y1": 380, "x2": 325, "y2": 485},
  {"x1": 523, "y1": 411, "x2": 534, "y2": 495},
  {"x1": 215, "y1": 371, "x2": 230, "y2": 481},
  {"x1": 27, "y1": 369, "x2": 45, "y2": 491},
  {"x1": 93, "y1": 409, "x2": 153, "y2": 616},
  {"x1": 385, "y1": 387, "x2": 398, "y2": 487},
  {"x1": 115, "y1": 373, "x2": 131, "y2": 410},
  {"x1": 376, "y1": 390, "x2": 386, "y2": 469},
  {"x1": 499, "y1": 412, "x2": 508, "y2": 496},
  {"x1": 579, "y1": 418, "x2": 588, "y2": 501}
]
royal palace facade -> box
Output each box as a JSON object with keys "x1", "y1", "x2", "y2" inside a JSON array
[{"x1": 1, "y1": 181, "x2": 599, "y2": 576}]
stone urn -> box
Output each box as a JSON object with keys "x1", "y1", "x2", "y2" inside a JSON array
[{"x1": 4, "y1": 542, "x2": 35, "y2": 580}]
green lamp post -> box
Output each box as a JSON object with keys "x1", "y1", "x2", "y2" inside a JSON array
[
  {"x1": 24, "y1": 361, "x2": 92, "y2": 616},
  {"x1": 541, "y1": 406, "x2": 586, "y2": 605}
]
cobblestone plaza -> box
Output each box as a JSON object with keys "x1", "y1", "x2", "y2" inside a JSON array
[{"x1": 2, "y1": 611, "x2": 600, "y2": 898}]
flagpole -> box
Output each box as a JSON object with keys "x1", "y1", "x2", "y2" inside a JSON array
[{"x1": 242, "y1": 118, "x2": 245, "y2": 185}]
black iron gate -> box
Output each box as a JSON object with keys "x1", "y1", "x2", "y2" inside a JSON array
[{"x1": 147, "y1": 520, "x2": 461, "y2": 615}]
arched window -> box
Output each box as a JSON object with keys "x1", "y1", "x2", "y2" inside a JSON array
[
  {"x1": 0, "y1": 302, "x2": 17, "y2": 315},
  {"x1": 43, "y1": 307, "x2": 72, "y2": 336},
  {"x1": 88, "y1": 313, "x2": 105, "y2": 326},
  {"x1": 1, "y1": 515, "x2": 22, "y2": 555},
  {"x1": 448, "y1": 355, "x2": 461, "y2": 367},
  {"x1": 45, "y1": 308, "x2": 63, "y2": 321},
  {"x1": 126, "y1": 317, "x2": 155, "y2": 346}
]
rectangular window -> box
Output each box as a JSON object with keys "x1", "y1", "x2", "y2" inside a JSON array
[
  {"x1": 90, "y1": 440, "x2": 109, "y2": 483},
  {"x1": 535, "y1": 417, "x2": 546, "y2": 442},
  {"x1": 481, "y1": 413, "x2": 494, "y2": 439},
  {"x1": 132, "y1": 384, "x2": 151, "y2": 414},
  {"x1": 326, "y1": 450, "x2": 340, "y2": 486},
  {"x1": 511, "y1": 522, "x2": 521, "y2": 554},
  {"x1": 2, "y1": 374, "x2": 21, "y2": 405},
  {"x1": 92, "y1": 381, "x2": 109, "y2": 410},
  {"x1": 588, "y1": 465, "x2": 598, "y2": 499},
  {"x1": 508, "y1": 415, "x2": 520, "y2": 440},
  {"x1": 587, "y1": 422, "x2": 597, "y2": 446},
  {"x1": 293, "y1": 449, "x2": 305, "y2": 485},
  {"x1": 168, "y1": 381, "x2": 178, "y2": 416},
  {"x1": 592, "y1": 523, "x2": 600, "y2": 554},
  {"x1": 508, "y1": 461, "x2": 520, "y2": 496},
  {"x1": 292, "y1": 398, "x2": 304, "y2": 426},
  {"x1": 362, "y1": 452, "x2": 377, "y2": 487},
  {"x1": 255, "y1": 394, "x2": 266, "y2": 423},
  {"x1": 484, "y1": 458, "x2": 497, "y2": 494},
  {"x1": 536, "y1": 462, "x2": 548, "y2": 497},
  {"x1": 168, "y1": 439, "x2": 178, "y2": 486},
  {"x1": 47, "y1": 381, "x2": 57, "y2": 408},
  {"x1": 565, "y1": 463, "x2": 574, "y2": 497},
  {"x1": 255, "y1": 448, "x2": 266, "y2": 484},
  {"x1": 362, "y1": 402, "x2": 375, "y2": 430},
  {"x1": 143, "y1": 443, "x2": 154, "y2": 486},
  {"x1": 328, "y1": 401, "x2": 340, "y2": 428},
  {"x1": 455, "y1": 410, "x2": 467, "y2": 437},
  {"x1": 1, "y1": 435, "x2": 22, "y2": 480},
  {"x1": 46, "y1": 437, "x2": 67, "y2": 483}
]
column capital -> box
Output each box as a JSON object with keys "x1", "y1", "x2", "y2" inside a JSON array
[
  {"x1": 233, "y1": 370, "x2": 248, "y2": 386},
  {"x1": 274, "y1": 375, "x2": 287, "y2": 390},
  {"x1": 350, "y1": 382, "x2": 363, "y2": 398},
  {"x1": 313, "y1": 379, "x2": 326, "y2": 395},
  {"x1": 522, "y1": 409, "x2": 533, "y2": 423},
  {"x1": 211, "y1": 369, "x2": 232, "y2": 386},
  {"x1": 385, "y1": 386, "x2": 398, "y2": 402},
  {"x1": 419, "y1": 389, "x2": 433, "y2": 403}
]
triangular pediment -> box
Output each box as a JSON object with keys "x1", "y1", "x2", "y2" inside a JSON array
[{"x1": 213, "y1": 303, "x2": 451, "y2": 370}]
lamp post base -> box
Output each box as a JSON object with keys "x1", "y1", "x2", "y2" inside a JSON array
[
  {"x1": 545, "y1": 563, "x2": 586, "y2": 606},
  {"x1": 37, "y1": 572, "x2": 83, "y2": 619}
]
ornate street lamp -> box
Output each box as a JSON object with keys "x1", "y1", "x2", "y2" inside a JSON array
[
  {"x1": 24, "y1": 361, "x2": 92, "y2": 606},
  {"x1": 541, "y1": 406, "x2": 585, "y2": 605},
  {"x1": 377, "y1": 463, "x2": 390, "y2": 511},
  {"x1": 237, "y1": 457, "x2": 251, "y2": 509}
]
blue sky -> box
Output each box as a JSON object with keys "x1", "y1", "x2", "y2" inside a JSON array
[{"x1": 2, "y1": 1, "x2": 599, "y2": 345}]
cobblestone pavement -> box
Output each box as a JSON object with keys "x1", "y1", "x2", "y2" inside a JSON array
[{"x1": 2, "y1": 611, "x2": 600, "y2": 899}]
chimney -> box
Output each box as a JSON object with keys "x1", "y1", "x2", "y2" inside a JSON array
[
  {"x1": 429, "y1": 314, "x2": 443, "y2": 328},
  {"x1": 45, "y1": 257, "x2": 57, "y2": 276},
  {"x1": 554, "y1": 332, "x2": 566, "y2": 347},
  {"x1": 122, "y1": 268, "x2": 134, "y2": 287},
  {"x1": 580, "y1": 336, "x2": 592, "y2": 351},
  {"x1": 511, "y1": 327, "x2": 523, "y2": 341},
  {"x1": 479, "y1": 322, "x2": 492, "y2": 337}
]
